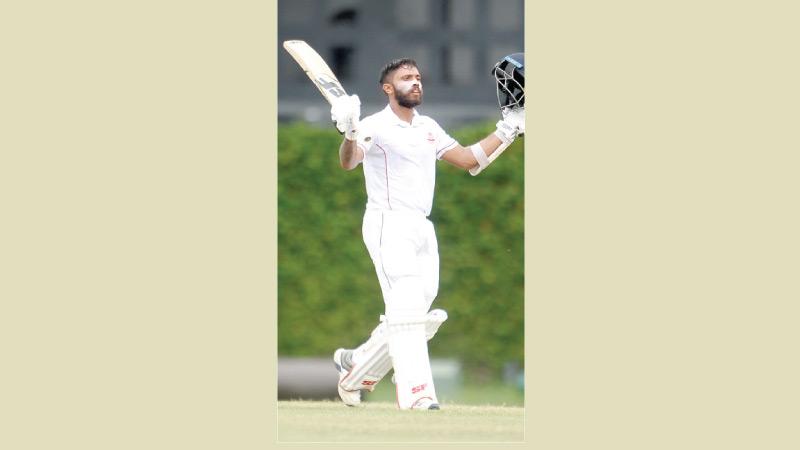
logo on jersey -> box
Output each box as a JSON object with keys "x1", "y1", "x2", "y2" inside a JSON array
[
  {"x1": 426, "y1": 132, "x2": 435, "y2": 142},
  {"x1": 361, "y1": 380, "x2": 377, "y2": 386}
]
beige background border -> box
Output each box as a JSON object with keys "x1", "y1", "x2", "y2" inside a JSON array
[
  {"x1": 2, "y1": 1, "x2": 798, "y2": 449},
  {"x1": 527, "y1": 2, "x2": 800, "y2": 448}
]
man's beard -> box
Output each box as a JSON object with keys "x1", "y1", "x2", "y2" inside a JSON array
[{"x1": 396, "y1": 90, "x2": 422, "y2": 108}]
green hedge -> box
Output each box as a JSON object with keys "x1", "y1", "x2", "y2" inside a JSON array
[{"x1": 278, "y1": 121, "x2": 524, "y2": 377}]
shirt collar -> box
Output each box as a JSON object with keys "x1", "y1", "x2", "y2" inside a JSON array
[{"x1": 382, "y1": 104, "x2": 420, "y2": 127}]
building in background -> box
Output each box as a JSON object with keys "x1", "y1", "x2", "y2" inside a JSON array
[{"x1": 278, "y1": 0, "x2": 524, "y2": 128}]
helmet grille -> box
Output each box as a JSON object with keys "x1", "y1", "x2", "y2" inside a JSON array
[{"x1": 493, "y1": 54, "x2": 525, "y2": 109}]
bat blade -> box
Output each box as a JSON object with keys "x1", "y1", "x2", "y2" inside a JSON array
[{"x1": 283, "y1": 40, "x2": 348, "y2": 105}]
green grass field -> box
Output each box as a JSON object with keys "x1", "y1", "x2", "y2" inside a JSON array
[{"x1": 277, "y1": 400, "x2": 524, "y2": 442}]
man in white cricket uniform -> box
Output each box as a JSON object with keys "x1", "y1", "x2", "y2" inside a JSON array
[{"x1": 330, "y1": 58, "x2": 524, "y2": 410}]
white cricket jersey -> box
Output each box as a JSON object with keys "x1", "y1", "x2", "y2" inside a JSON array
[{"x1": 355, "y1": 105, "x2": 458, "y2": 217}]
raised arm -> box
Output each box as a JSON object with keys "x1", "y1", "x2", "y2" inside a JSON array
[
  {"x1": 441, "y1": 107, "x2": 525, "y2": 174},
  {"x1": 440, "y1": 134, "x2": 505, "y2": 170}
]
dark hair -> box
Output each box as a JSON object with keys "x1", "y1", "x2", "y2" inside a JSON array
[{"x1": 379, "y1": 58, "x2": 418, "y2": 85}]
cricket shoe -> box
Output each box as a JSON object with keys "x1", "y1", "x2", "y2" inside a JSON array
[
  {"x1": 333, "y1": 348, "x2": 361, "y2": 406},
  {"x1": 411, "y1": 397, "x2": 440, "y2": 410}
]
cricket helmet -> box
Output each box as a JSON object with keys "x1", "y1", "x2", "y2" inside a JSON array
[{"x1": 493, "y1": 53, "x2": 525, "y2": 109}]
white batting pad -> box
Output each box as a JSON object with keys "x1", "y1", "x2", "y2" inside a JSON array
[
  {"x1": 387, "y1": 315, "x2": 439, "y2": 409},
  {"x1": 338, "y1": 309, "x2": 448, "y2": 393},
  {"x1": 338, "y1": 317, "x2": 391, "y2": 392}
]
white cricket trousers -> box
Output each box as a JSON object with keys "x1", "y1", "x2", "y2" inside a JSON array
[{"x1": 362, "y1": 209, "x2": 439, "y2": 316}]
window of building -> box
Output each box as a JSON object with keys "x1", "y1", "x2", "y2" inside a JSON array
[
  {"x1": 440, "y1": 46, "x2": 451, "y2": 83},
  {"x1": 450, "y1": 45, "x2": 475, "y2": 85},
  {"x1": 331, "y1": 46, "x2": 354, "y2": 81},
  {"x1": 330, "y1": 8, "x2": 357, "y2": 25},
  {"x1": 441, "y1": 45, "x2": 475, "y2": 85}
]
